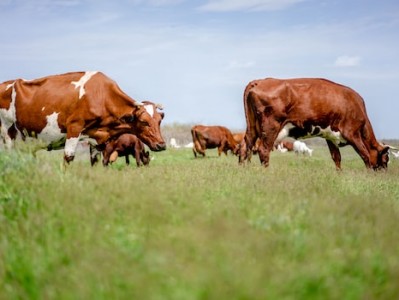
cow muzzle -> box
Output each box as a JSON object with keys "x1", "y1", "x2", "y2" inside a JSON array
[{"x1": 153, "y1": 142, "x2": 166, "y2": 151}]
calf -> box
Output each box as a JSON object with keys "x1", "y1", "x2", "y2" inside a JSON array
[
  {"x1": 293, "y1": 140, "x2": 313, "y2": 156},
  {"x1": 102, "y1": 133, "x2": 150, "y2": 167}
]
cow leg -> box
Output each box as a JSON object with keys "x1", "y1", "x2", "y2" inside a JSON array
[
  {"x1": 326, "y1": 140, "x2": 342, "y2": 170},
  {"x1": 133, "y1": 149, "x2": 142, "y2": 167},
  {"x1": 257, "y1": 119, "x2": 282, "y2": 167},
  {"x1": 238, "y1": 139, "x2": 248, "y2": 163},
  {"x1": 89, "y1": 143, "x2": 101, "y2": 166},
  {"x1": 109, "y1": 151, "x2": 119, "y2": 164},
  {"x1": 239, "y1": 133, "x2": 257, "y2": 164},
  {"x1": 218, "y1": 140, "x2": 227, "y2": 156},
  {"x1": 64, "y1": 119, "x2": 86, "y2": 163},
  {"x1": 217, "y1": 146, "x2": 222, "y2": 156},
  {"x1": 125, "y1": 155, "x2": 130, "y2": 165},
  {"x1": 193, "y1": 141, "x2": 205, "y2": 157},
  {"x1": 64, "y1": 136, "x2": 80, "y2": 163}
]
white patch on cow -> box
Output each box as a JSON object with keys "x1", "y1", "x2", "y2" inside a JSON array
[
  {"x1": 64, "y1": 136, "x2": 80, "y2": 158},
  {"x1": 71, "y1": 71, "x2": 98, "y2": 99},
  {"x1": 42, "y1": 107, "x2": 45, "y2": 111},
  {"x1": 312, "y1": 125, "x2": 346, "y2": 146},
  {"x1": 37, "y1": 112, "x2": 65, "y2": 143},
  {"x1": 144, "y1": 104, "x2": 154, "y2": 118},
  {"x1": 0, "y1": 83, "x2": 18, "y2": 148},
  {"x1": 276, "y1": 123, "x2": 295, "y2": 142}
]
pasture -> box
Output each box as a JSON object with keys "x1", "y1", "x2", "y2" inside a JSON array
[{"x1": 1, "y1": 140, "x2": 399, "y2": 299}]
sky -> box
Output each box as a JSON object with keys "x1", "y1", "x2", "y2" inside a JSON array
[{"x1": 0, "y1": 0, "x2": 398, "y2": 138}]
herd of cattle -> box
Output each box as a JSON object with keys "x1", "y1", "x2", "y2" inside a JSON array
[{"x1": 0, "y1": 71, "x2": 397, "y2": 170}]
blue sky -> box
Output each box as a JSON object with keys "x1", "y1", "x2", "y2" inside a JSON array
[{"x1": 1, "y1": 0, "x2": 398, "y2": 137}]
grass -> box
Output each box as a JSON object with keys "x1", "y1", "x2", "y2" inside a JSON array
[{"x1": 1, "y1": 143, "x2": 399, "y2": 299}]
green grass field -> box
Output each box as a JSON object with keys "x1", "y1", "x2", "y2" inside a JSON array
[{"x1": 1, "y1": 144, "x2": 399, "y2": 299}]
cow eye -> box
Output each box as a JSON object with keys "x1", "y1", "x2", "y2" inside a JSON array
[{"x1": 140, "y1": 120, "x2": 150, "y2": 126}]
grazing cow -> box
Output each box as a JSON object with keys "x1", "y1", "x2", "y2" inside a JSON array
[
  {"x1": 184, "y1": 142, "x2": 194, "y2": 148},
  {"x1": 169, "y1": 138, "x2": 181, "y2": 149},
  {"x1": 191, "y1": 125, "x2": 238, "y2": 157},
  {"x1": 0, "y1": 71, "x2": 166, "y2": 164},
  {"x1": 276, "y1": 140, "x2": 294, "y2": 152},
  {"x1": 391, "y1": 151, "x2": 399, "y2": 159},
  {"x1": 293, "y1": 140, "x2": 313, "y2": 156},
  {"x1": 102, "y1": 133, "x2": 150, "y2": 167},
  {"x1": 239, "y1": 78, "x2": 390, "y2": 170}
]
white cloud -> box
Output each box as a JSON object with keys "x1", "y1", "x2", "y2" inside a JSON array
[
  {"x1": 199, "y1": 0, "x2": 305, "y2": 12},
  {"x1": 334, "y1": 55, "x2": 361, "y2": 67}
]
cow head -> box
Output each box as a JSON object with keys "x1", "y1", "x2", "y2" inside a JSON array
[
  {"x1": 125, "y1": 101, "x2": 166, "y2": 151},
  {"x1": 370, "y1": 145, "x2": 390, "y2": 170},
  {"x1": 141, "y1": 150, "x2": 151, "y2": 166}
]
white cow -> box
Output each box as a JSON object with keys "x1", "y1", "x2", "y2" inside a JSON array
[
  {"x1": 184, "y1": 142, "x2": 194, "y2": 148},
  {"x1": 391, "y1": 150, "x2": 399, "y2": 159},
  {"x1": 293, "y1": 141, "x2": 313, "y2": 156},
  {"x1": 169, "y1": 138, "x2": 181, "y2": 149}
]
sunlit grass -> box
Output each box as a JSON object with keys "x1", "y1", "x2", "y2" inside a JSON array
[{"x1": 1, "y1": 144, "x2": 399, "y2": 299}]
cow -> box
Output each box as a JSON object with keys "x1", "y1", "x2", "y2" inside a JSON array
[
  {"x1": 276, "y1": 140, "x2": 294, "y2": 152},
  {"x1": 293, "y1": 140, "x2": 313, "y2": 156},
  {"x1": 191, "y1": 125, "x2": 238, "y2": 157},
  {"x1": 102, "y1": 133, "x2": 150, "y2": 167},
  {"x1": 391, "y1": 150, "x2": 399, "y2": 159},
  {"x1": 233, "y1": 132, "x2": 245, "y2": 144},
  {"x1": 238, "y1": 77, "x2": 390, "y2": 170},
  {"x1": 169, "y1": 138, "x2": 181, "y2": 149},
  {"x1": 0, "y1": 71, "x2": 166, "y2": 165}
]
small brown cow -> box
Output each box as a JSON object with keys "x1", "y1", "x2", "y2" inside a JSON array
[
  {"x1": 276, "y1": 140, "x2": 294, "y2": 152},
  {"x1": 191, "y1": 125, "x2": 238, "y2": 157},
  {"x1": 239, "y1": 77, "x2": 390, "y2": 170},
  {"x1": 102, "y1": 133, "x2": 150, "y2": 167}
]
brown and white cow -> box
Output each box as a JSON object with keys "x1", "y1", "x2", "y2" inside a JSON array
[
  {"x1": 239, "y1": 78, "x2": 390, "y2": 170},
  {"x1": 0, "y1": 71, "x2": 166, "y2": 164},
  {"x1": 102, "y1": 133, "x2": 150, "y2": 167},
  {"x1": 191, "y1": 125, "x2": 238, "y2": 157},
  {"x1": 276, "y1": 140, "x2": 294, "y2": 152}
]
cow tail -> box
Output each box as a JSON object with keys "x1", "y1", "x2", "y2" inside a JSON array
[
  {"x1": 240, "y1": 81, "x2": 258, "y2": 162},
  {"x1": 191, "y1": 127, "x2": 200, "y2": 156}
]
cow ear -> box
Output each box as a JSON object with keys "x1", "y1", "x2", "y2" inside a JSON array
[
  {"x1": 160, "y1": 112, "x2": 165, "y2": 120},
  {"x1": 382, "y1": 146, "x2": 390, "y2": 155},
  {"x1": 121, "y1": 114, "x2": 135, "y2": 123}
]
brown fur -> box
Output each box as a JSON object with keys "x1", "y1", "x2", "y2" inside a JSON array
[
  {"x1": 239, "y1": 78, "x2": 389, "y2": 170},
  {"x1": 102, "y1": 133, "x2": 150, "y2": 167},
  {"x1": 278, "y1": 140, "x2": 294, "y2": 151}
]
